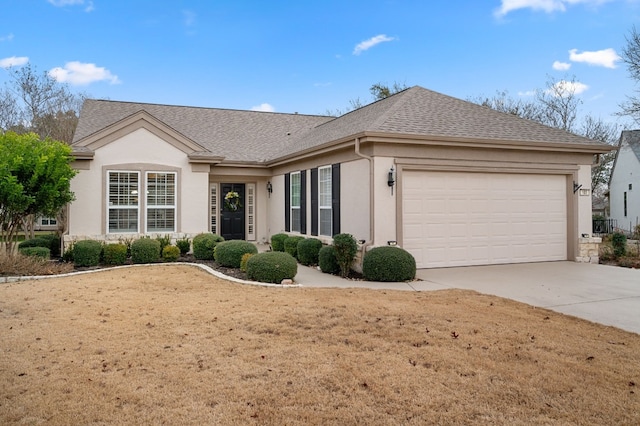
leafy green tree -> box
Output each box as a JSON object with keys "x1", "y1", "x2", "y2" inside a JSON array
[{"x1": 0, "y1": 132, "x2": 76, "y2": 255}]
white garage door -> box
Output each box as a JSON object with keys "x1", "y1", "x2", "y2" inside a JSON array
[{"x1": 403, "y1": 171, "x2": 567, "y2": 268}]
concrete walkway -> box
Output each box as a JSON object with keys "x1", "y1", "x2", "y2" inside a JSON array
[{"x1": 296, "y1": 262, "x2": 640, "y2": 335}]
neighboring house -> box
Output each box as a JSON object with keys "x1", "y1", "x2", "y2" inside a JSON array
[
  {"x1": 34, "y1": 216, "x2": 58, "y2": 232},
  {"x1": 67, "y1": 86, "x2": 613, "y2": 268},
  {"x1": 609, "y1": 130, "x2": 640, "y2": 234}
]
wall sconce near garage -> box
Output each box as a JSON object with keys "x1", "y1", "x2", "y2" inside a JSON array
[
  {"x1": 388, "y1": 167, "x2": 396, "y2": 194},
  {"x1": 573, "y1": 181, "x2": 582, "y2": 194},
  {"x1": 266, "y1": 181, "x2": 273, "y2": 197}
]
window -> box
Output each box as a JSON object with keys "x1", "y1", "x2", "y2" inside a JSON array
[
  {"x1": 146, "y1": 172, "x2": 176, "y2": 232},
  {"x1": 290, "y1": 171, "x2": 301, "y2": 232},
  {"x1": 624, "y1": 191, "x2": 628, "y2": 217},
  {"x1": 319, "y1": 166, "x2": 332, "y2": 236},
  {"x1": 40, "y1": 217, "x2": 57, "y2": 226},
  {"x1": 108, "y1": 171, "x2": 139, "y2": 233}
]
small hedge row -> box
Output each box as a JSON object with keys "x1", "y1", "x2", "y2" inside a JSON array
[
  {"x1": 270, "y1": 234, "x2": 323, "y2": 266},
  {"x1": 193, "y1": 233, "x2": 224, "y2": 260},
  {"x1": 18, "y1": 234, "x2": 61, "y2": 259},
  {"x1": 70, "y1": 237, "x2": 190, "y2": 266}
]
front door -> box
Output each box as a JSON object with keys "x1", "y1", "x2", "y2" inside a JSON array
[{"x1": 220, "y1": 183, "x2": 245, "y2": 240}]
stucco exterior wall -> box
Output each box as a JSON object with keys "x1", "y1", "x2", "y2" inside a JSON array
[
  {"x1": 372, "y1": 157, "x2": 397, "y2": 246},
  {"x1": 610, "y1": 142, "x2": 640, "y2": 232},
  {"x1": 339, "y1": 158, "x2": 371, "y2": 242},
  {"x1": 267, "y1": 174, "x2": 286, "y2": 240},
  {"x1": 68, "y1": 128, "x2": 209, "y2": 240}
]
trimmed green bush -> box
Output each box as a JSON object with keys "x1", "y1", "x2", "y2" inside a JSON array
[
  {"x1": 176, "y1": 237, "x2": 191, "y2": 255},
  {"x1": 362, "y1": 246, "x2": 416, "y2": 282},
  {"x1": 612, "y1": 232, "x2": 627, "y2": 258},
  {"x1": 318, "y1": 245, "x2": 340, "y2": 275},
  {"x1": 19, "y1": 246, "x2": 50, "y2": 259},
  {"x1": 155, "y1": 234, "x2": 172, "y2": 253},
  {"x1": 162, "y1": 245, "x2": 181, "y2": 262},
  {"x1": 103, "y1": 243, "x2": 128, "y2": 265},
  {"x1": 333, "y1": 233, "x2": 358, "y2": 277},
  {"x1": 246, "y1": 251, "x2": 298, "y2": 284},
  {"x1": 131, "y1": 238, "x2": 161, "y2": 264},
  {"x1": 193, "y1": 233, "x2": 224, "y2": 260},
  {"x1": 214, "y1": 240, "x2": 258, "y2": 268},
  {"x1": 284, "y1": 236, "x2": 305, "y2": 259},
  {"x1": 240, "y1": 252, "x2": 254, "y2": 272},
  {"x1": 18, "y1": 237, "x2": 49, "y2": 249},
  {"x1": 297, "y1": 238, "x2": 323, "y2": 266},
  {"x1": 20, "y1": 234, "x2": 62, "y2": 258},
  {"x1": 73, "y1": 240, "x2": 102, "y2": 267},
  {"x1": 270, "y1": 233, "x2": 288, "y2": 252}
]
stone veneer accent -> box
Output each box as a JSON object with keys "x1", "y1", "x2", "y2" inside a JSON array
[{"x1": 576, "y1": 236, "x2": 601, "y2": 264}]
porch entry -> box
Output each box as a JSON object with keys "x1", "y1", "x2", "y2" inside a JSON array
[{"x1": 220, "y1": 183, "x2": 245, "y2": 240}]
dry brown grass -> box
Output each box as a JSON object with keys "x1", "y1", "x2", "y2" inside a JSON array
[
  {"x1": 0, "y1": 252, "x2": 73, "y2": 277},
  {"x1": 1, "y1": 265, "x2": 639, "y2": 425}
]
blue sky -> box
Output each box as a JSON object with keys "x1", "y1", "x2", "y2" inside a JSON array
[{"x1": 1, "y1": 0, "x2": 639, "y2": 126}]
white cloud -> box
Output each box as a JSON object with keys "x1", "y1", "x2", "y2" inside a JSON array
[
  {"x1": 353, "y1": 34, "x2": 395, "y2": 55},
  {"x1": 251, "y1": 103, "x2": 275, "y2": 112},
  {"x1": 548, "y1": 79, "x2": 589, "y2": 96},
  {"x1": 48, "y1": 61, "x2": 120, "y2": 85},
  {"x1": 552, "y1": 60, "x2": 571, "y2": 70},
  {"x1": 568, "y1": 48, "x2": 621, "y2": 68},
  {"x1": 495, "y1": 0, "x2": 611, "y2": 17},
  {"x1": 517, "y1": 90, "x2": 536, "y2": 96},
  {"x1": 0, "y1": 33, "x2": 14, "y2": 42},
  {"x1": 0, "y1": 56, "x2": 28, "y2": 68},
  {"x1": 48, "y1": 0, "x2": 94, "y2": 12}
]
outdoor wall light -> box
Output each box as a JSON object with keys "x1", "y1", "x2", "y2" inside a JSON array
[
  {"x1": 388, "y1": 240, "x2": 397, "y2": 246},
  {"x1": 573, "y1": 181, "x2": 582, "y2": 193},
  {"x1": 388, "y1": 166, "x2": 396, "y2": 195},
  {"x1": 267, "y1": 181, "x2": 273, "y2": 197}
]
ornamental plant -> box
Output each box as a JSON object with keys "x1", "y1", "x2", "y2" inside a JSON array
[
  {"x1": 193, "y1": 233, "x2": 224, "y2": 260},
  {"x1": 270, "y1": 233, "x2": 288, "y2": 252},
  {"x1": 246, "y1": 251, "x2": 297, "y2": 284},
  {"x1": 332, "y1": 233, "x2": 358, "y2": 278},
  {"x1": 297, "y1": 238, "x2": 323, "y2": 266},
  {"x1": 131, "y1": 238, "x2": 161, "y2": 264},
  {"x1": 362, "y1": 246, "x2": 416, "y2": 282},
  {"x1": 214, "y1": 240, "x2": 258, "y2": 268}
]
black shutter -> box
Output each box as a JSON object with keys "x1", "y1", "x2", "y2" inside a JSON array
[
  {"x1": 300, "y1": 170, "x2": 307, "y2": 234},
  {"x1": 332, "y1": 163, "x2": 340, "y2": 235},
  {"x1": 310, "y1": 168, "x2": 318, "y2": 236},
  {"x1": 284, "y1": 173, "x2": 290, "y2": 232}
]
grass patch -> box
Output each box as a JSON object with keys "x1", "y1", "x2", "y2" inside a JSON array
[{"x1": 1, "y1": 265, "x2": 638, "y2": 424}]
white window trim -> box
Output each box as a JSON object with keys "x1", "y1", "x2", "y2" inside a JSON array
[
  {"x1": 210, "y1": 183, "x2": 218, "y2": 235},
  {"x1": 290, "y1": 171, "x2": 301, "y2": 233},
  {"x1": 319, "y1": 165, "x2": 332, "y2": 236},
  {"x1": 145, "y1": 171, "x2": 177, "y2": 233},
  {"x1": 107, "y1": 170, "x2": 140, "y2": 234},
  {"x1": 246, "y1": 183, "x2": 256, "y2": 241}
]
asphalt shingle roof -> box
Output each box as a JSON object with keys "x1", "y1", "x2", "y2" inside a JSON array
[{"x1": 73, "y1": 86, "x2": 608, "y2": 163}]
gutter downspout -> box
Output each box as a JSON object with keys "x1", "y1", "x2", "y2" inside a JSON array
[{"x1": 354, "y1": 137, "x2": 375, "y2": 267}]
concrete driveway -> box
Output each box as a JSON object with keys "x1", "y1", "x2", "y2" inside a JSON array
[{"x1": 415, "y1": 262, "x2": 640, "y2": 334}]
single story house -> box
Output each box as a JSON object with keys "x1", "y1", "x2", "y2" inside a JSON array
[
  {"x1": 609, "y1": 130, "x2": 640, "y2": 234},
  {"x1": 67, "y1": 86, "x2": 613, "y2": 268}
]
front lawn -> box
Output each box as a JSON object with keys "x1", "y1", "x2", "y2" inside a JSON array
[{"x1": 1, "y1": 265, "x2": 638, "y2": 424}]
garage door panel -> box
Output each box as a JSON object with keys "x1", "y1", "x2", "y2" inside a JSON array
[{"x1": 403, "y1": 171, "x2": 567, "y2": 268}]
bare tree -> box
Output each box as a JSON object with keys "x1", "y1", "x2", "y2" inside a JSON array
[
  {"x1": 2, "y1": 63, "x2": 87, "y2": 143},
  {"x1": 469, "y1": 90, "x2": 542, "y2": 121},
  {"x1": 535, "y1": 76, "x2": 581, "y2": 131},
  {"x1": 580, "y1": 115, "x2": 619, "y2": 194},
  {"x1": 620, "y1": 25, "x2": 640, "y2": 123},
  {"x1": 325, "y1": 81, "x2": 409, "y2": 116}
]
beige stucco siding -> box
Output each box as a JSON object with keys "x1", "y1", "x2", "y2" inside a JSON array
[
  {"x1": 340, "y1": 158, "x2": 371, "y2": 242},
  {"x1": 267, "y1": 174, "x2": 286, "y2": 239},
  {"x1": 68, "y1": 128, "x2": 209, "y2": 238}
]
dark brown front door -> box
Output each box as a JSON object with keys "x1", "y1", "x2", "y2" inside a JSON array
[{"x1": 220, "y1": 183, "x2": 245, "y2": 240}]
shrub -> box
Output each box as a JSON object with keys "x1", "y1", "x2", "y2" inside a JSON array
[
  {"x1": 297, "y1": 238, "x2": 323, "y2": 266},
  {"x1": 73, "y1": 240, "x2": 102, "y2": 267},
  {"x1": 193, "y1": 233, "x2": 224, "y2": 260},
  {"x1": 119, "y1": 236, "x2": 135, "y2": 258},
  {"x1": 362, "y1": 246, "x2": 416, "y2": 282},
  {"x1": 102, "y1": 243, "x2": 128, "y2": 265},
  {"x1": 155, "y1": 234, "x2": 172, "y2": 253},
  {"x1": 612, "y1": 232, "x2": 627, "y2": 258},
  {"x1": 240, "y1": 252, "x2": 254, "y2": 272},
  {"x1": 270, "y1": 233, "x2": 288, "y2": 252},
  {"x1": 131, "y1": 238, "x2": 161, "y2": 264},
  {"x1": 18, "y1": 237, "x2": 50, "y2": 249},
  {"x1": 214, "y1": 240, "x2": 258, "y2": 268},
  {"x1": 333, "y1": 233, "x2": 358, "y2": 277},
  {"x1": 176, "y1": 237, "x2": 191, "y2": 255},
  {"x1": 246, "y1": 251, "x2": 298, "y2": 284},
  {"x1": 162, "y1": 245, "x2": 181, "y2": 262},
  {"x1": 284, "y1": 236, "x2": 305, "y2": 259},
  {"x1": 22, "y1": 234, "x2": 62, "y2": 258},
  {"x1": 318, "y1": 245, "x2": 340, "y2": 275},
  {"x1": 19, "y1": 246, "x2": 50, "y2": 259}
]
